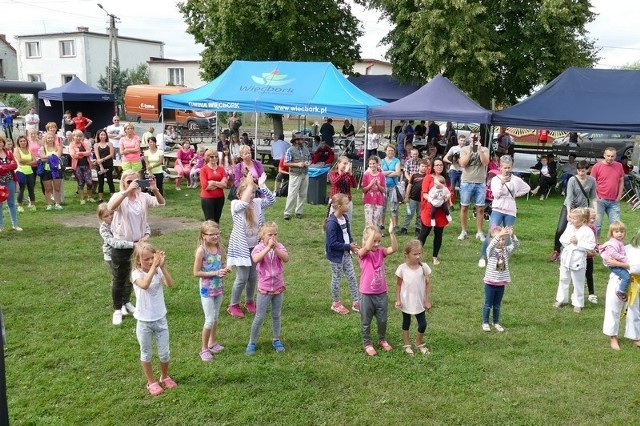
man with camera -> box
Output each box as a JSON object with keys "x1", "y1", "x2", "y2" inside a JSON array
[{"x1": 457, "y1": 133, "x2": 489, "y2": 241}]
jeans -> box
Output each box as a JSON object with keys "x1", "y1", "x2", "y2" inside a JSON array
[
  {"x1": 401, "y1": 199, "x2": 421, "y2": 231},
  {"x1": 383, "y1": 187, "x2": 399, "y2": 219},
  {"x1": 360, "y1": 293, "x2": 388, "y2": 346},
  {"x1": 449, "y1": 169, "x2": 462, "y2": 191},
  {"x1": 459, "y1": 182, "x2": 485, "y2": 207},
  {"x1": 596, "y1": 199, "x2": 621, "y2": 238},
  {"x1": 230, "y1": 263, "x2": 257, "y2": 305},
  {"x1": 201, "y1": 295, "x2": 223, "y2": 329},
  {"x1": 0, "y1": 180, "x2": 18, "y2": 228},
  {"x1": 249, "y1": 292, "x2": 284, "y2": 344},
  {"x1": 560, "y1": 172, "x2": 574, "y2": 190},
  {"x1": 611, "y1": 267, "x2": 631, "y2": 293},
  {"x1": 481, "y1": 211, "x2": 516, "y2": 259},
  {"x1": 483, "y1": 284, "x2": 505, "y2": 324},
  {"x1": 136, "y1": 316, "x2": 170, "y2": 363}
]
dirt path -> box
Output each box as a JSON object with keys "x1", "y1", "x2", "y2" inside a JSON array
[{"x1": 58, "y1": 213, "x2": 201, "y2": 235}]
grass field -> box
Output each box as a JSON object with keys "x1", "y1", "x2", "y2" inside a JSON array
[{"x1": 2, "y1": 177, "x2": 639, "y2": 425}]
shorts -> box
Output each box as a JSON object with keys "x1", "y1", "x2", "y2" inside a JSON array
[
  {"x1": 41, "y1": 169, "x2": 62, "y2": 181},
  {"x1": 121, "y1": 161, "x2": 143, "y2": 171},
  {"x1": 459, "y1": 182, "x2": 485, "y2": 207}
]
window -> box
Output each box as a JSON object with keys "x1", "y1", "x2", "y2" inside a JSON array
[
  {"x1": 0, "y1": 59, "x2": 4, "y2": 79},
  {"x1": 26, "y1": 41, "x2": 41, "y2": 58},
  {"x1": 59, "y1": 40, "x2": 76, "y2": 57},
  {"x1": 168, "y1": 68, "x2": 184, "y2": 86},
  {"x1": 27, "y1": 74, "x2": 42, "y2": 82},
  {"x1": 61, "y1": 74, "x2": 76, "y2": 84}
]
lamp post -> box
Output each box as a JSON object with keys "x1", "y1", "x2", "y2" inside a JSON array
[{"x1": 97, "y1": 3, "x2": 120, "y2": 94}]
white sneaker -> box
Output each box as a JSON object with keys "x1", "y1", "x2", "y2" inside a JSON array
[
  {"x1": 446, "y1": 214, "x2": 453, "y2": 223},
  {"x1": 494, "y1": 323, "x2": 505, "y2": 332},
  {"x1": 17, "y1": 206, "x2": 24, "y2": 213},
  {"x1": 121, "y1": 306, "x2": 128, "y2": 316},
  {"x1": 124, "y1": 302, "x2": 136, "y2": 313},
  {"x1": 475, "y1": 232, "x2": 485, "y2": 242},
  {"x1": 588, "y1": 294, "x2": 598, "y2": 304},
  {"x1": 112, "y1": 310, "x2": 123, "y2": 325},
  {"x1": 478, "y1": 258, "x2": 486, "y2": 268},
  {"x1": 482, "y1": 323, "x2": 491, "y2": 332},
  {"x1": 457, "y1": 230, "x2": 468, "y2": 240}
]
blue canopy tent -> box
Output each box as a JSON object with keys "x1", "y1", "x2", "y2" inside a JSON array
[
  {"x1": 368, "y1": 74, "x2": 492, "y2": 123},
  {"x1": 38, "y1": 77, "x2": 115, "y2": 132},
  {"x1": 492, "y1": 67, "x2": 640, "y2": 132},
  {"x1": 347, "y1": 75, "x2": 421, "y2": 102},
  {"x1": 162, "y1": 60, "x2": 385, "y2": 119}
]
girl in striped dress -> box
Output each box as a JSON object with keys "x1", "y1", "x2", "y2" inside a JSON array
[
  {"x1": 226, "y1": 173, "x2": 275, "y2": 318},
  {"x1": 482, "y1": 226, "x2": 519, "y2": 332}
]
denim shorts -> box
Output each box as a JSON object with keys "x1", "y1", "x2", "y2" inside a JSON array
[{"x1": 459, "y1": 182, "x2": 486, "y2": 207}]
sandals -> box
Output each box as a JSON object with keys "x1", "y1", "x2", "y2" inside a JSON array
[
  {"x1": 403, "y1": 344, "x2": 414, "y2": 357},
  {"x1": 160, "y1": 376, "x2": 177, "y2": 389},
  {"x1": 415, "y1": 344, "x2": 430, "y2": 356},
  {"x1": 147, "y1": 382, "x2": 164, "y2": 396}
]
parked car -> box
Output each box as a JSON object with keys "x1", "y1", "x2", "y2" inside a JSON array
[
  {"x1": 552, "y1": 132, "x2": 637, "y2": 162},
  {"x1": 0, "y1": 101, "x2": 20, "y2": 118}
]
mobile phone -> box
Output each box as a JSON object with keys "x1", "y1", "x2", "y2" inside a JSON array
[
  {"x1": 506, "y1": 171, "x2": 512, "y2": 177},
  {"x1": 137, "y1": 179, "x2": 150, "y2": 189}
]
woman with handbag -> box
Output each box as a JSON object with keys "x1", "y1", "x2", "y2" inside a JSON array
[
  {"x1": 14, "y1": 135, "x2": 37, "y2": 211},
  {"x1": 0, "y1": 135, "x2": 22, "y2": 231},
  {"x1": 39, "y1": 133, "x2": 64, "y2": 211},
  {"x1": 550, "y1": 161, "x2": 598, "y2": 262}
]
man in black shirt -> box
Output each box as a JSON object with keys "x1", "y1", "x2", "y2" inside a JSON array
[
  {"x1": 427, "y1": 120, "x2": 440, "y2": 142},
  {"x1": 414, "y1": 120, "x2": 427, "y2": 139},
  {"x1": 320, "y1": 118, "x2": 335, "y2": 147},
  {"x1": 342, "y1": 119, "x2": 355, "y2": 137}
]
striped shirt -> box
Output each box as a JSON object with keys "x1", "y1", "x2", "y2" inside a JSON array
[{"x1": 483, "y1": 235, "x2": 519, "y2": 286}]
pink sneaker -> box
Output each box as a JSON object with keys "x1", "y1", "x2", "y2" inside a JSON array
[
  {"x1": 331, "y1": 301, "x2": 349, "y2": 315},
  {"x1": 227, "y1": 304, "x2": 245, "y2": 318},
  {"x1": 244, "y1": 300, "x2": 256, "y2": 314},
  {"x1": 351, "y1": 302, "x2": 360, "y2": 313},
  {"x1": 379, "y1": 340, "x2": 393, "y2": 352}
]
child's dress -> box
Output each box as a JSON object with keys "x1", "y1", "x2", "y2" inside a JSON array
[
  {"x1": 362, "y1": 171, "x2": 386, "y2": 226},
  {"x1": 556, "y1": 224, "x2": 596, "y2": 309}
]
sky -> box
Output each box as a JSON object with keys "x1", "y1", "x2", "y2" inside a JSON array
[{"x1": 2, "y1": 0, "x2": 639, "y2": 69}]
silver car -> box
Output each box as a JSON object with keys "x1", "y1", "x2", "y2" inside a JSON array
[{"x1": 552, "y1": 132, "x2": 637, "y2": 162}]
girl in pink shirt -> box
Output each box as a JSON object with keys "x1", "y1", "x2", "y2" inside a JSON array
[
  {"x1": 599, "y1": 221, "x2": 630, "y2": 301},
  {"x1": 357, "y1": 220, "x2": 398, "y2": 356},
  {"x1": 174, "y1": 141, "x2": 195, "y2": 190},
  {"x1": 246, "y1": 222, "x2": 289, "y2": 355},
  {"x1": 362, "y1": 155, "x2": 386, "y2": 228}
]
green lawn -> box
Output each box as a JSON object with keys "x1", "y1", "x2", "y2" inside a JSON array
[{"x1": 2, "y1": 178, "x2": 639, "y2": 425}]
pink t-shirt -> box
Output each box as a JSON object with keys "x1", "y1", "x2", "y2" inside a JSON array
[
  {"x1": 358, "y1": 247, "x2": 387, "y2": 295},
  {"x1": 590, "y1": 161, "x2": 624, "y2": 201},
  {"x1": 120, "y1": 135, "x2": 141, "y2": 163},
  {"x1": 362, "y1": 171, "x2": 386, "y2": 206}
]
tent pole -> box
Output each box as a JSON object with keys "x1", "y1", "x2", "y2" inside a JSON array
[{"x1": 254, "y1": 112, "x2": 258, "y2": 160}]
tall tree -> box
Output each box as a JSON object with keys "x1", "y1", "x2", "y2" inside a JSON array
[
  {"x1": 98, "y1": 62, "x2": 150, "y2": 116},
  {"x1": 178, "y1": 0, "x2": 363, "y2": 135},
  {"x1": 128, "y1": 63, "x2": 150, "y2": 85},
  {"x1": 359, "y1": 0, "x2": 598, "y2": 108}
]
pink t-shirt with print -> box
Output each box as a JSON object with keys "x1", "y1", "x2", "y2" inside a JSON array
[{"x1": 358, "y1": 247, "x2": 387, "y2": 295}]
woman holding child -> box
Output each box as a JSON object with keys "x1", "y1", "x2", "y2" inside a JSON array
[{"x1": 418, "y1": 158, "x2": 453, "y2": 265}]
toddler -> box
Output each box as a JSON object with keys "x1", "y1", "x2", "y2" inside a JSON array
[
  {"x1": 189, "y1": 147, "x2": 206, "y2": 188},
  {"x1": 599, "y1": 221, "x2": 631, "y2": 302},
  {"x1": 246, "y1": 222, "x2": 289, "y2": 355},
  {"x1": 131, "y1": 243, "x2": 175, "y2": 396},
  {"x1": 395, "y1": 239, "x2": 432, "y2": 356},
  {"x1": 482, "y1": 226, "x2": 519, "y2": 332},
  {"x1": 358, "y1": 220, "x2": 398, "y2": 356},
  {"x1": 427, "y1": 175, "x2": 452, "y2": 227}
]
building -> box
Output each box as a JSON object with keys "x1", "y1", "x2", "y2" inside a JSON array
[
  {"x1": 15, "y1": 27, "x2": 164, "y2": 89},
  {"x1": 147, "y1": 57, "x2": 205, "y2": 88},
  {"x1": 353, "y1": 59, "x2": 392, "y2": 76},
  {"x1": 0, "y1": 34, "x2": 18, "y2": 80},
  {"x1": 147, "y1": 58, "x2": 392, "y2": 88}
]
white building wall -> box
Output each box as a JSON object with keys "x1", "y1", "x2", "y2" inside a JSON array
[
  {"x1": 353, "y1": 61, "x2": 392, "y2": 75},
  {"x1": 148, "y1": 62, "x2": 205, "y2": 88},
  {"x1": 0, "y1": 43, "x2": 18, "y2": 80}
]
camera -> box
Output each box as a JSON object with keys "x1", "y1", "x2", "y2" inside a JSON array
[
  {"x1": 137, "y1": 179, "x2": 150, "y2": 189},
  {"x1": 451, "y1": 151, "x2": 461, "y2": 163},
  {"x1": 506, "y1": 171, "x2": 512, "y2": 177}
]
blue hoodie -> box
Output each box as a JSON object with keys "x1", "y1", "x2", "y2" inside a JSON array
[{"x1": 325, "y1": 214, "x2": 354, "y2": 263}]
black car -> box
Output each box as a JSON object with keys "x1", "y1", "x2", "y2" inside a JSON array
[{"x1": 552, "y1": 132, "x2": 637, "y2": 162}]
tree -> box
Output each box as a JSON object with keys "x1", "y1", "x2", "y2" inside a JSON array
[
  {"x1": 359, "y1": 0, "x2": 597, "y2": 108},
  {"x1": 128, "y1": 63, "x2": 150, "y2": 85},
  {"x1": 178, "y1": 0, "x2": 363, "y2": 136},
  {"x1": 98, "y1": 61, "x2": 149, "y2": 116}
]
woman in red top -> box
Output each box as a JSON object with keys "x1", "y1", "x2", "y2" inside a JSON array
[
  {"x1": 419, "y1": 157, "x2": 454, "y2": 265},
  {"x1": 328, "y1": 156, "x2": 357, "y2": 220},
  {"x1": 200, "y1": 148, "x2": 227, "y2": 223}
]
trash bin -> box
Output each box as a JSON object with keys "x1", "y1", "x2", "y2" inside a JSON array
[{"x1": 307, "y1": 170, "x2": 328, "y2": 205}]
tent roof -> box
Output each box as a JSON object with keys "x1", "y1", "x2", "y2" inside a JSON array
[
  {"x1": 492, "y1": 67, "x2": 640, "y2": 132},
  {"x1": 161, "y1": 60, "x2": 385, "y2": 119},
  {"x1": 368, "y1": 74, "x2": 492, "y2": 123},
  {"x1": 38, "y1": 77, "x2": 114, "y2": 102},
  {"x1": 347, "y1": 75, "x2": 421, "y2": 102}
]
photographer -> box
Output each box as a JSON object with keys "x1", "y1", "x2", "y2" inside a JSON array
[
  {"x1": 443, "y1": 134, "x2": 467, "y2": 193},
  {"x1": 457, "y1": 133, "x2": 489, "y2": 242}
]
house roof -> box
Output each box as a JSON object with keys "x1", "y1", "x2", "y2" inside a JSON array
[
  {"x1": 148, "y1": 57, "x2": 200, "y2": 64},
  {"x1": 15, "y1": 31, "x2": 163, "y2": 45},
  {"x1": 0, "y1": 34, "x2": 16, "y2": 53}
]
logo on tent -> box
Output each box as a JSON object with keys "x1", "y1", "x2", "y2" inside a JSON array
[{"x1": 251, "y1": 70, "x2": 294, "y2": 87}]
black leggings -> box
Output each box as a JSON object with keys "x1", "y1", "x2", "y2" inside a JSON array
[
  {"x1": 586, "y1": 257, "x2": 594, "y2": 295},
  {"x1": 18, "y1": 173, "x2": 36, "y2": 203},
  {"x1": 402, "y1": 311, "x2": 427, "y2": 333},
  {"x1": 153, "y1": 172, "x2": 164, "y2": 196},
  {"x1": 418, "y1": 223, "x2": 444, "y2": 258},
  {"x1": 554, "y1": 205, "x2": 569, "y2": 252},
  {"x1": 97, "y1": 166, "x2": 116, "y2": 196},
  {"x1": 111, "y1": 247, "x2": 134, "y2": 310},
  {"x1": 201, "y1": 196, "x2": 225, "y2": 224}
]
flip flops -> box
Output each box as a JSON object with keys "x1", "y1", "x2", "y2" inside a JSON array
[{"x1": 161, "y1": 376, "x2": 177, "y2": 389}]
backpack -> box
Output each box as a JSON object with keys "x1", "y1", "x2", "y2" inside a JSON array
[{"x1": 276, "y1": 181, "x2": 288, "y2": 197}]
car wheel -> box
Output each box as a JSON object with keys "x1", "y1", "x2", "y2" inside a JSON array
[
  {"x1": 187, "y1": 121, "x2": 198, "y2": 130},
  {"x1": 622, "y1": 146, "x2": 633, "y2": 159}
]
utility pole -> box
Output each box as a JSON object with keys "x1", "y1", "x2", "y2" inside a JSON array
[{"x1": 97, "y1": 3, "x2": 120, "y2": 94}]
